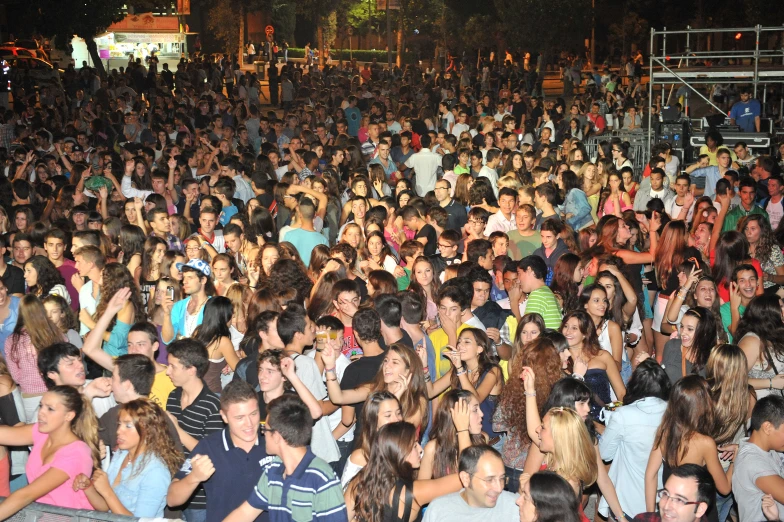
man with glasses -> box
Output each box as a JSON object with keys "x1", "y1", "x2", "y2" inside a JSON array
[
  {"x1": 423, "y1": 445, "x2": 518, "y2": 519},
  {"x1": 633, "y1": 464, "x2": 715, "y2": 522},
  {"x1": 431, "y1": 229, "x2": 462, "y2": 280}
]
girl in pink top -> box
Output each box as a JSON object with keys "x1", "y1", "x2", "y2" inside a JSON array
[
  {"x1": 599, "y1": 172, "x2": 633, "y2": 218},
  {"x1": 0, "y1": 386, "x2": 100, "y2": 519}
]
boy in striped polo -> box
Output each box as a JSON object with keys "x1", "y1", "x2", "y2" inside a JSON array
[{"x1": 224, "y1": 394, "x2": 347, "y2": 522}]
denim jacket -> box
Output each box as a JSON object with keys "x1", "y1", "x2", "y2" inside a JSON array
[{"x1": 563, "y1": 188, "x2": 594, "y2": 230}]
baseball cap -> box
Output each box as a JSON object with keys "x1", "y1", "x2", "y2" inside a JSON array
[
  {"x1": 521, "y1": 135, "x2": 534, "y2": 146},
  {"x1": 71, "y1": 144, "x2": 83, "y2": 153},
  {"x1": 176, "y1": 258, "x2": 212, "y2": 278}
]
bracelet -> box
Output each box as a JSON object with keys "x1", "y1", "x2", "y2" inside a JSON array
[
  {"x1": 325, "y1": 367, "x2": 336, "y2": 374},
  {"x1": 456, "y1": 429, "x2": 469, "y2": 433},
  {"x1": 572, "y1": 373, "x2": 585, "y2": 381},
  {"x1": 327, "y1": 377, "x2": 337, "y2": 382},
  {"x1": 422, "y1": 366, "x2": 429, "y2": 372},
  {"x1": 770, "y1": 377, "x2": 773, "y2": 390},
  {"x1": 524, "y1": 391, "x2": 537, "y2": 397},
  {"x1": 456, "y1": 368, "x2": 466, "y2": 376},
  {"x1": 424, "y1": 373, "x2": 431, "y2": 382}
]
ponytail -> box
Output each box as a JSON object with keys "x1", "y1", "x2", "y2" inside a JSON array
[{"x1": 50, "y1": 385, "x2": 101, "y2": 468}]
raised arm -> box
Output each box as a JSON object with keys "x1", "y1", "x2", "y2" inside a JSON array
[
  {"x1": 83, "y1": 288, "x2": 133, "y2": 371},
  {"x1": 280, "y1": 357, "x2": 323, "y2": 420},
  {"x1": 321, "y1": 342, "x2": 370, "y2": 405}
]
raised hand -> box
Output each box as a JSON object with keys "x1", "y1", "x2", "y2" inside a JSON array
[
  {"x1": 106, "y1": 287, "x2": 132, "y2": 317},
  {"x1": 450, "y1": 397, "x2": 470, "y2": 432},
  {"x1": 520, "y1": 366, "x2": 536, "y2": 393}
]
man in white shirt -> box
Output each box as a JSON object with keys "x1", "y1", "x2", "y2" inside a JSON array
[
  {"x1": 478, "y1": 149, "x2": 501, "y2": 199},
  {"x1": 765, "y1": 176, "x2": 784, "y2": 230},
  {"x1": 452, "y1": 110, "x2": 470, "y2": 138},
  {"x1": 484, "y1": 188, "x2": 517, "y2": 235},
  {"x1": 405, "y1": 134, "x2": 442, "y2": 196}
]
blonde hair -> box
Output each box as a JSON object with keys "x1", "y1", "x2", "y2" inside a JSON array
[
  {"x1": 706, "y1": 344, "x2": 751, "y2": 445},
  {"x1": 545, "y1": 407, "x2": 598, "y2": 488},
  {"x1": 498, "y1": 175, "x2": 522, "y2": 191}
]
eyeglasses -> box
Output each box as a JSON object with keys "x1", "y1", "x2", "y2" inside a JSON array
[
  {"x1": 656, "y1": 489, "x2": 701, "y2": 508},
  {"x1": 437, "y1": 243, "x2": 456, "y2": 249},
  {"x1": 434, "y1": 186, "x2": 449, "y2": 191},
  {"x1": 260, "y1": 424, "x2": 276, "y2": 435},
  {"x1": 470, "y1": 474, "x2": 509, "y2": 488}
]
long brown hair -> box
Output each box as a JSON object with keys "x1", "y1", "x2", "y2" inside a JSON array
[
  {"x1": 369, "y1": 344, "x2": 427, "y2": 425},
  {"x1": 429, "y1": 389, "x2": 485, "y2": 478},
  {"x1": 350, "y1": 422, "x2": 418, "y2": 522},
  {"x1": 654, "y1": 220, "x2": 690, "y2": 288},
  {"x1": 119, "y1": 399, "x2": 185, "y2": 477},
  {"x1": 654, "y1": 375, "x2": 716, "y2": 466},
  {"x1": 8, "y1": 295, "x2": 64, "y2": 363},
  {"x1": 705, "y1": 345, "x2": 751, "y2": 446},
  {"x1": 94, "y1": 263, "x2": 146, "y2": 329},
  {"x1": 354, "y1": 391, "x2": 401, "y2": 460},
  {"x1": 448, "y1": 328, "x2": 501, "y2": 392},
  {"x1": 498, "y1": 337, "x2": 562, "y2": 447}
]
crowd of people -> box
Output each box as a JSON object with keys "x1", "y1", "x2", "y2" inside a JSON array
[{"x1": 0, "y1": 50, "x2": 782, "y2": 522}]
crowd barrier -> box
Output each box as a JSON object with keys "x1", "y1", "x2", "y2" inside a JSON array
[
  {"x1": 583, "y1": 130, "x2": 650, "y2": 179},
  {"x1": 0, "y1": 498, "x2": 179, "y2": 522}
]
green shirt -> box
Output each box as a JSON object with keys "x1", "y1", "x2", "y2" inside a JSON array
[
  {"x1": 719, "y1": 302, "x2": 746, "y2": 343},
  {"x1": 525, "y1": 286, "x2": 563, "y2": 330},
  {"x1": 722, "y1": 205, "x2": 768, "y2": 233},
  {"x1": 454, "y1": 165, "x2": 470, "y2": 175},
  {"x1": 508, "y1": 230, "x2": 542, "y2": 260},
  {"x1": 396, "y1": 267, "x2": 411, "y2": 291}
]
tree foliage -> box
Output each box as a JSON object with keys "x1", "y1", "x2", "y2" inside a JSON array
[{"x1": 207, "y1": 0, "x2": 240, "y2": 54}]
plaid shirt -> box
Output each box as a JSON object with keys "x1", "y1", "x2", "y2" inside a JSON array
[
  {"x1": 0, "y1": 123, "x2": 14, "y2": 151},
  {"x1": 151, "y1": 232, "x2": 184, "y2": 253},
  {"x1": 6, "y1": 332, "x2": 49, "y2": 394},
  {"x1": 633, "y1": 513, "x2": 708, "y2": 522}
]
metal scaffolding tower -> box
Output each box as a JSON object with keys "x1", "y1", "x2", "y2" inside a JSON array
[{"x1": 646, "y1": 25, "x2": 784, "y2": 156}]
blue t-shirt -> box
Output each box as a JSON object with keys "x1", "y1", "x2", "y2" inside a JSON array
[
  {"x1": 285, "y1": 228, "x2": 328, "y2": 266},
  {"x1": 344, "y1": 107, "x2": 361, "y2": 137},
  {"x1": 729, "y1": 99, "x2": 761, "y2": 132},
  {"x1": 220, "y1": 205, "x2": 238, "y2": 226}
]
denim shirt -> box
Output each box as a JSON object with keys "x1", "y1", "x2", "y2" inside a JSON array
[
  {"x1": 106, "y1": 450, "x2": 171, "y2": 518},
  {"x1": 0, "y1": 296, "x2": 19, "y2": 357},
  {"x1": 563, "y1": 188, "x2": 594, "y2": 230}
]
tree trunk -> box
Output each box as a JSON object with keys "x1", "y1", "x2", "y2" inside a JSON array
[
  {"x1": 238, "y1": 4, "x2": 245, "y2": 67},
  {"x1": 396, "y1": 8, "x2": 403, "y2": 67},
  {"x1": 85, "y1": 37, "x2": 106, "y2": 76},
  {"x1": 317, "y1": 24, "x2": 324, "y2": 66}
]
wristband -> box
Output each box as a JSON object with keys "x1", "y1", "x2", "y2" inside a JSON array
[
  {"x1": 325, "y1": 367, "x2": 336, "y2": 374},
  {"x1": 524, "y1": 391, "x2": 537, "y2": 397},
  {"x1": 456, "y1": 429, "x2": 468, "y2": 433},
  {"x1": 456, "y1": 368, "x2": 466, "y2": 376},
  {"x1": 572, "y1": 373, "x2": 585, "y2": 381},
  {"x1": 770, "y1": 377, "x2": 773, "y2": 390}
]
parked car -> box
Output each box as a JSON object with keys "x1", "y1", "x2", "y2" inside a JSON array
[
  {"x1": 5, "y1": 57, "x2": 62, "y2": 88},
  {"x1": 0, "y1": 46, "x2": 37, "y2": 59},
  {"x1": 3, "y1": 39, "x2": 48, "y2": 61}
]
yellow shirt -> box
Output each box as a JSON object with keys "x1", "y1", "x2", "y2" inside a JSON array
[
  {"x1": 429, "y1": 323, "x2": 471, "y2": 378},
  {"x1": 150, "y1": 369, "x2": 175, "y2": 409}
]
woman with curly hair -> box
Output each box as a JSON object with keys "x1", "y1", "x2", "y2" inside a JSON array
[
  {"x1": 74, "y1": 399, "x2": 183, "y2": 517},
  {"x1": 23, "y1": 256, "x2": 69, "y2": 304},
  {"x1": 95, "y1": 263, "x2": 145, "y2": 357},
  {"x1": 264, "y1": 258, "x2": 313, "y2": 306},
  {"x1": 493, "y1": 336, "x2": 562, "y2": 493},
  {"x1": 741, "y1": 214, "x2": 784, "y2": 293},
  {"x1": 344, "y1": 422, "x2": 461, "y2": 522},
  {"x1": 43, "y1": 294, "x2": 82, "y2": 348}
]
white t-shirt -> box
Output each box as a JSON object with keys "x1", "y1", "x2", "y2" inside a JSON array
[
  {"x1": 78, "y1": 280, "x2": 99, "y2": 336},
  {"x1": 733, "y1": 439, "x2": 784, "y2": 522},
  {"x1": 766, "y1": 197, "x2": 784, "y2": 230},
  {"x1": 306, "y1": 349, "x2": 354, "y2": 442}
]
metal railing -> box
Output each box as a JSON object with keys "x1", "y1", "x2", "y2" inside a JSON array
[
  {"x1": 646, "y1": 25, "x2": 784, "y2": 162},
  {"x1": 583, "y1": 130, "x2": 649, "y2": 178},
  {"x1": 0, "y1": 498, "x2": 181, "y2": 522}
]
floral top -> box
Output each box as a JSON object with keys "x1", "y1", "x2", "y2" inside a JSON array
[
  {"x1": 492, "y1": 403, "x2": 530, "y2": 469},
  {"x1": 756, "y1": 247, "x2": 784, "y2": 289}
]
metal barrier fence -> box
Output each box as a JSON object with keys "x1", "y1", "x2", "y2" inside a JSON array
[
  {"x1": 0, "y1": 498, "x2": 181, "y2": 522},
  {"x1": 583, "y1": 130, "x2": 650, "y2": 179}
]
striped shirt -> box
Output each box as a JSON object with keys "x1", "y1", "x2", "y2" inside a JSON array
[
  {"x1": 248, "y1": 449, "x2": 347, "y2": 522},
  {"x1": 523, "y1": 286, "x2": 563, "y2": 330},
  {"x1": 166, "y1": 383, "x2": 223, "y2": 510}
]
